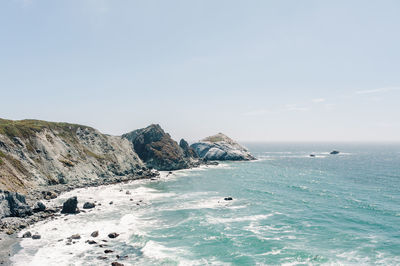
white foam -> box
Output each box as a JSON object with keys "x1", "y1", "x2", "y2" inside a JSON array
[{"x1": 207, "y1": 213, "x2": 274, "y2": 224}]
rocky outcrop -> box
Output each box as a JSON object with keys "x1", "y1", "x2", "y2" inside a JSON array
[
  {"x1": 0, "y1": 119, "x2": 147, "y2": 193},
  {"x1": 191, "y1": 133, "x2": 256, "y2": 161},
  {"x1": 0, "y1": 190, "x2": 32, "y2": 218},
  {"x1": 122, "y1": 124, "x2": 197, "y2": 171},
  {"x1": 179, "y1": 139, "x2": 198, "y2": 158}
]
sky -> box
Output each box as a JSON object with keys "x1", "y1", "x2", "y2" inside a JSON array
[{"x1": 1, "y1": 0, "x2": 399, "y2": 142}]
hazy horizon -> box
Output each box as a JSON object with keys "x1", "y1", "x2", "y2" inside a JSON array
[{"x1": 1, "y1": 1, "x2": 399, "y2": 142}]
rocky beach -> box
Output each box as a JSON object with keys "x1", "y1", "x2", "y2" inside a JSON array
[{"x1": 0, "y1": 118, "x2": 255, "y2": 265}]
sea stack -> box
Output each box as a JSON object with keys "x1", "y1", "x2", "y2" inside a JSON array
[
  {"x1": 122, "y1": 124, "x2": 197, "y2": 171},
  {"x1": 191, "y1": 133, "x2": 256, "y2": 161}
]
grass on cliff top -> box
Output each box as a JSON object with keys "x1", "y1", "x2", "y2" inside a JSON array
[{"x1": 0, "y1": 118, "x2": 91, "y2": 139}]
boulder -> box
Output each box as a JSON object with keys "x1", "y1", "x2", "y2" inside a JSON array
[
  {"x1": 22, "y1": 231, "x2": 32, "y2": 238},
  {"x1": 108, "y1": 232, "x2": 119, "y2": 238},
  {"x1": 112, "y1": 262, "x2": 125, "y2": 266},
  {"x1": 61, "y1": 196, "x2": 79, "y2": 214},
  {"x1": 104, "y1": 249, "x2": 114, "y2": 254},
  {"x1": 70, "y1": 234, "x2": 81, "y2": 240},
  {"x1": 0, "y1": 190, "x2": 32, "y2": 218},
  {"x1": 224, "y1": 197, "x2": 233, "y2": 201},
  {"x1": 83, "y1": 202, "x2": 95, "y2": 209},
  {"x1": 33, "y1": 201, "x2": 46, "y2": 212},
  {"x1": 32, "y1": 234, "x2": 41, "y2": 239},
  {"x1": 191, "y1": 133, "x2": 256, "y2": 161},
  {"x1": 91, "y1": 230, "x2": 99, "y2": 237},
  {"x1": 330, "y1": 150, "x2": 340, "y2": 155}
]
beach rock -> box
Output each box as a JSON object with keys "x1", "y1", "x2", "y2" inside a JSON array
[
  {"x1": 111, "y1": 262, "x2": 124, "y2": 266},
  {"x1": 330, "y1": 150, "x2": 340, "y2": 155},
  {"x1": 70, "y1": 234, "x2": 81, "y2": 240},
  {"x1": 122, "y1": 124, "x2": 195, "y2": 171},
  {"x1": 32, "y1": 234, "x2": 41, "y2": 239},
  {"x1": 33, "y1": 201, "x2": 46, "y2": 212},
  {"x1": 22, "y1": 231, "x2": 32, "y2": 238},
  {"x1": 91, "y1": 231, "x2": 99, "y2": 237},
  {"x1": 224, "y1": 197, "x2": 233, "y2": 201},
  {"x1": 0, "y1": 190, "x2": 32, "y2": 218},
  {"x1": 191, "y1": 133, "x2": 256, "y2": 161},
  {"x1": 83, "y1": 202, "x2": 95, "y2": 209},
  {"x1": 87, "y1": 240, "x2": 97, "y2": 244},
  {"x1": 108, "y1": 232, "x2": 119, "y2": 239},
  {"x1": 104, "y1": 249, "x2": 114, "y2": 253},
  {"x1": 61, "y1": 197, "x2": 79, "y2": 214}
]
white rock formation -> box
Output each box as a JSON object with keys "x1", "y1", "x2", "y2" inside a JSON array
[{"x1": 190, "y1": 133, "x2": 256, "y2": 161}]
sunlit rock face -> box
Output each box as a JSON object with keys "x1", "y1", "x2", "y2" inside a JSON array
[{"x1": 191, "y1": 133, "x2": 256, "y2": 161}]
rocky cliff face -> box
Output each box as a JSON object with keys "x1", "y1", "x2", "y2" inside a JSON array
[
  {"x1": 0, "y1": 119, "x2": 147, "y2": 193},
  {"x1": 122, "y1": 124, "x2": 198, "y2": 171},
  {"x1": 191, "y1": 133, "x2": 256, "y2": 161}
]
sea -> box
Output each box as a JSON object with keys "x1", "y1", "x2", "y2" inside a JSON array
[{"x1": 10, "y1": 143, "x2": 400, "y2": 265}]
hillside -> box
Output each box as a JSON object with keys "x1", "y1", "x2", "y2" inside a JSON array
[{"x1": 0, "y1": 119, "x2": 146, "y2": 193}]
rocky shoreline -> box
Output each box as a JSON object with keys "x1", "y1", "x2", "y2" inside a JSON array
[{"x1": 0, "y1": 118, "x2": 255, "y2": 265}]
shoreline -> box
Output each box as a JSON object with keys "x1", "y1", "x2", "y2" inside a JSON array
[
  {"x1": 0, "y1": 172, "x2": 158, "y2": 266},
  {"x1": 0, "y1": 161, "x2": 224, "y2": 265}
]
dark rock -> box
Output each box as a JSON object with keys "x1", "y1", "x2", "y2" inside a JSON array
[
  {"x1": 111, "y1": 262, "x2": 124, "y2": 266},
  {"x1": 224, "y1": 197, "x2": 233, "y2": 201},
  {"x1": 87, "y1": 240, "x2": 97, "y2": 244},
  {"x1": 330, "y1": 150, "x2": 340, "y2": 155},
  {"x1": 70, "y1": 234, "x2": 81, "y2": 240},
  {"x1": 179, "y1": 139, "x2": 198, "y2": 158},
  {"x1": 122, "y1": 124, "x2": 195, "y2": 171},
  {"x1": 91, "y1": 230, "x2": 99, "y2": 237},
  {"x1": 33, "y1": 201, "x2": 46, "y2": 212},
  {"x1": 22, "y1": 231, "x2": 32, "y2": 238},
  {"x1": 109, "y1": 201, "x2": 113, "y2": 205},
  {"x1": 104, "y1": 250, "x2": 114, "y2": 254},
  {"x1": 310, "y1": 154, "x2": 316, "y2": 157},
  {"x1": 83, "y1": 202, "x2": 95, "y2": 209},
  {"x1": 61, "y1": 197, "x2": 79, "y2": 214},
  {"x1": 116, "y1": 255, "x2": 128, "y2": 259},
  {"x1": 32, "y1": 234, "x2": 41, "y2": 239},
  {"x1": 108, "y1": 232, "x2": 119, "y2": 238},
  {"x1": 97, "y1": 256, "x2": 108, "y2": 260},
  {"x1": 125, "y1": 191, "x2": 131, "y2": 195},
  {"x1": 0, "y1": 190, "x2": 32, "y2": 218}
]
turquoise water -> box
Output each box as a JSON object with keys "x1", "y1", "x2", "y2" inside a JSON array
[{"x1": 12, "y1": 143, "x2": 400, "y2": 265}]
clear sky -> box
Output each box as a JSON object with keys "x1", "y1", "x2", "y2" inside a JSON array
[{"x1": 1, "y1": 0, "x2": 399, "y2": 142}]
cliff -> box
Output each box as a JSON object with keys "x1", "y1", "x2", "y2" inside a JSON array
[
  {"x1": 122, "y1": 124, "x2": 198, "y2": 171},
  {"x1": 191, "y1": 133, "x2": 256, "y2": 161},
  {"x1": 0, "y1": 119, "x2": 147, "y2": 193}
]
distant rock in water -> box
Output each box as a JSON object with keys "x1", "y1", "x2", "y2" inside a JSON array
[
  {"x1": 122, "y1": 124, "x2": 197, "y2": 171},
  {"x1": 310, "y1": 154, "x2": 316, "y2": 157},
  {"x1": 191, "y1": 133, "x2": 256, "y2": 161},
  {"x1": 330, "y1": 150, "x2": 340, "y2": 155}
]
